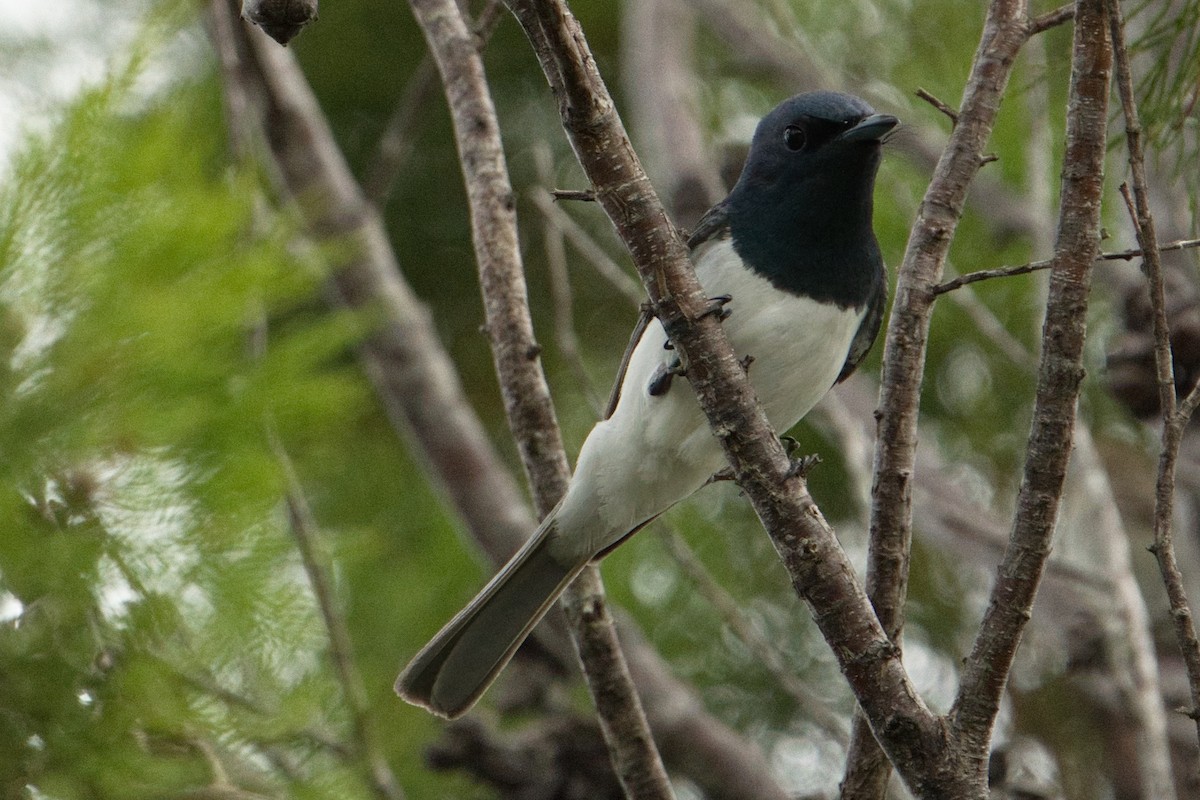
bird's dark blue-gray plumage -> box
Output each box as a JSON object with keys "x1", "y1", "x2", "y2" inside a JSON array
[{"x1": 397, "y1": 91, "x2": 898, "y2": 719}]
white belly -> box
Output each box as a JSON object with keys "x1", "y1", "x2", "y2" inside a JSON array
[{"x1": 553, "y1": 239, "x2": 866, "y2": 558}]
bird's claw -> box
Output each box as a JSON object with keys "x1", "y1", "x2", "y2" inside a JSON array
[
  {"x1": 700, "y1": 294, "x2": 733, "y2": 322},
  {"x1": 786, "y1": 452, "x2": 822, "y2": 479},
  {"x1": 648, "y1": 357, "x2": 686, "y2": 396}
]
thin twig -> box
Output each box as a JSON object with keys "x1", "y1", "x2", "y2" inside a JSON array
[
  {"x1": 915, "y1": 87, "x2": 959, "y2": 127},
  {"x1": 931, "y1": 237, "x2": 1200, "y2": 294},
  {"x1": 552, "y1": 188, "x2": 596, "y2": 201},
  {"x1": 1118, "y1": 185, "x2": 1174, "y2": 417},
  {"x1": 528, "y1": 188, "x2": 645, "y2": 305},
  {"x1": 361, "y1": 58, "x2": 439, "y2": 207},
  {"x1": 362, "y1": 0, "x2": 504, "y2": 207},
  {"x1": 1029, "y1": 3, "x2": 1076, "y2": 35},
  {"x1": 1109, "y1": 0, "x2": 1200, "y2": 763},
  {"x1": 267, "y1": 426, "x2": 406, "y2": 800},
  {"x1": 534, "y1": 144, "x2": 604, "y2": 414}
]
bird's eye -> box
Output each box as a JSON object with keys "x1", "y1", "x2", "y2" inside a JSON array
[{"x1": 783, "y1": 125, "x2": 807, "y2": 152}]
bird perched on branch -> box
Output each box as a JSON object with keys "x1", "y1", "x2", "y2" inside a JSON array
[{"x1": 397, "y1": 91, "x2": 898, "y2": 719}]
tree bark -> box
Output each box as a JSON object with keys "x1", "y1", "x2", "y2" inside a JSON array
[{"x1": 951, "y1": 0, "x2": 1112, "y2": 785}]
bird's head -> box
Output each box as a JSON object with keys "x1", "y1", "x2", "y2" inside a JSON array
[
  {"x1": 731, "y1": 91, "x2": 897, "y2": 219},
  {"x1": 725, "y1": 91, "x2": 898, "y2": 302}
]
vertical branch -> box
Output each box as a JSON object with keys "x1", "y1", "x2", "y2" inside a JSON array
[
  {"x1": 1108, "y1": 0, "x2": 1200, "y2": 758},
  {"x1": 405, "y1": 0, "x2": 569, "y2": 510},
  {"x1": 406, "y1": 2, "x2": 675, "y2": 798},
  {"x1": 845, "y1": 1, "x2": 1033, "y2": 795},
  {"x1": 951, "y1": 0, "x2": 1111, "y2": 779}
]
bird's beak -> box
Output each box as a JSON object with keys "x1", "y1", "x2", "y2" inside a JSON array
[{"x1": 840, "y1": 113, "x2": 900, "y2": 143}]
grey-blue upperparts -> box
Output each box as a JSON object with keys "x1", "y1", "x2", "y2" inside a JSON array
[{"x1": 395, "y1": 90, "x2": 898, "y2": 720}]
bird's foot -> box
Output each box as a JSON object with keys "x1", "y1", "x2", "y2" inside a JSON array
[
  {"x1": 786, "y1": 451, "x2": 822, "y2": 480},
  {"x1": 699, "y1": 294, "x2": 733, "y2": 322},
  {"x1": 648, "y1": 357, "x2": 685, "y2": 396}
]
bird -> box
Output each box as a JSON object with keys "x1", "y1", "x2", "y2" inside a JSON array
[{"x1": 396, "y1": 90, "x2": 898, "y2": 719}]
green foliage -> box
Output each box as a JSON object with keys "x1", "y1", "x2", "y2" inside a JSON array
[
  {"x1": 1130, "y1": 0, "x2": 1200, "y2": 174},
  {"x1": 0, "y1": 60, "x2": 392, "y2": 799}
]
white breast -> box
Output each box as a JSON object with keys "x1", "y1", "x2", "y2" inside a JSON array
[{"x1": 551, "y1": 238, "x2": 867, "y2": 560}]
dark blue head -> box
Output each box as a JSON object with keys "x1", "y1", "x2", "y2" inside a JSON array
[{"x1": 726, "y1": 91, "x2": 897, "y2": 306}]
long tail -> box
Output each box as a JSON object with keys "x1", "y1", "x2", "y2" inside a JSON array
[{"x1": 395, "y1": 515, "x2": 586, "y2": 718}]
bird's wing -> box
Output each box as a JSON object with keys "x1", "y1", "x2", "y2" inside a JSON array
[
  {"x1": 686, "y1": 200, "x2": 731, "y2": 249},
  {"x1": 836, "y1": 274, "x2": 886, "y2": 384},
  {"x1": 602, "y1": 203, "x2": 732, "y2": 420},
  {"x1": 603, "y1": 307, "x2": 654, "y2": 420}
]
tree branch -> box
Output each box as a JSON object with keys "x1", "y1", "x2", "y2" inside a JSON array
[
  {"x1": 501, "y1": 1, "x2": 970, "y2": 796},
  {"x1": 1108, "y1": 0, "x2": 1200, "y2": 761},
  {"x1": 950, "y1": 0, "x2": 1111, "y2": 776},
  {"x1": 407, "y1": 2, "x2": 674, "y2": 797},
  {"x1": 931, "y1": 236, "x2": 1200, "y2": 294},
  {"x1": 846, "y1": 1, "x2": 1036, "y2": 795},
  {"x1": 407, "y1": 0, "x2": 568, "y2": 506},
  {"x1": 209, "y1": 5, "x2": 797, "y2": 797},
  {"x1": 210, "y1": 0, "x2": 546, "y2": 569}
]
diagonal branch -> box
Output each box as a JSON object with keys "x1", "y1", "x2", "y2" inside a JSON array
[
  {"x1": 502, "y1": 1, "x2": 968, "y2": 796},
  {"x1": 950, "y1": 0, "x2": 1112, "y2": 773},
  {"x1": 208, "y1": 5, "x2": 795, "y2": 798}
]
